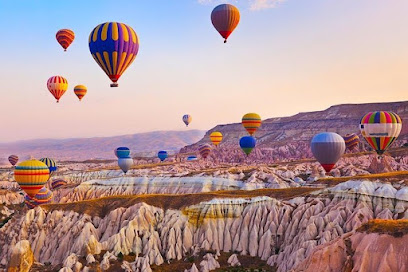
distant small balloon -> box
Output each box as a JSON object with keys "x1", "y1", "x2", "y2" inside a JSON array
[
  {"x1": 8, "y1": 155, "x2": 18, "y2": 166},
  {"x1": 56, "y1": 29, "x2": 75, "y2": 51},
  {"x1": 311, "y1": 132, "x2": 345, "y2": 173},
  {"x1": 187, "y1": 156, "x2": 198, "y2": 161},
  {"x1": 211, "y1": 4, "x2": 240, "y2": 43},
  {"x1": 343, "y1": 133, "x2": 359, "y2": 151},
  {"x1": 210, "y1": 131, "x2": 223, "y2": 146},
  {"x1": 118, "y1": 157, "x2": 133, "y2": 174},
  {"x1": 39, "y1": 158, "x2": 57, "y2": 175},
  {"x1": 158, "y1": 151, "x2": 168, "y2": 162},
  {"x1": 199, "y1": 144, "x2": 211, "y2": 159},
  {"x1": 183, "y1": 114, "x2": 192, "y2": 127},
  {"x1": 34, "y1": 187, "x2": 53, "y2": 204},
  {"x1": 47, "y1": 76, "x2": 68, "y2": 103},
  {"x1": 242, "y1": 113, "x2": 261, "y2": 136},
  {"x1": 239, "y1": 136, "x2": 256, "y2": 156},
  {"x1": 115, "y1": 147, "x2": 130, "y2": 158},
  {"x1": 51, "y1": 179, "x2": 67, "y2": 190},
  {"x1": 74, "y1": 85, "x2": 87, "y2": 101}
]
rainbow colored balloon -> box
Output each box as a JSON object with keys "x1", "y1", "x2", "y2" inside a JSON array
[
  {"x1": 35, "y1": 187, "x2": 53, "y2": 204},
  {"x1": 74, "y1": 85, "x2": 87, "y2": 101},
  {"x1": 56, "y1": 29, "x2": 75, "y2": 51},
  {"x1": 51, "y1": 179, "x2": 67, "y2": 190},
  {"x1": 199, "y1": 144, "x2": 211, "y2": 159},
  {"x1": 8, "y1": 155, "x2": 19, "y2": 166},
  {"x1": 89, "y1": 22, "x2": 139, "y2": 87},
  {"x1": 211, "y1": 4, "x2": 240, "y2": 43},
  {"x1": 47, "y1": 76, "x2": 68, "y2": 103},
  {"x1": 242, "y1": 113, "x2": 262, "y2": 136},
  {"x1": 210, "y1": 131, "x2": 223, "y2": 146},
  {"x1": 343, "y1": 133, "x2": 360, "y2": 151},
  {"x1": 24, "y1": 194, "x2": 38, "y2": 209},
  {"x1": 360, "y1": 111, "x2": 402, "y2": 155},
  {"x1": 14, "y1": 160, "x2": 50, "y2": 197}
]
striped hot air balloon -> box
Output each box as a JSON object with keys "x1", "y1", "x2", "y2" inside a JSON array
[
  {"x1": 158, "y1": 151, "x2": 168, "y2": 162},
  {"x1": 51, "y1": 179, "x2": 67, "y2": 190},
  {"x1": 239, "y1": 136, "x2": 256, "y2": 156},
  {"x1": 47, "y1": 76, "x2": 68, "y2": 103},
  {"x1": 115, "y1": 147, "x2": 130, "y2": 158},
  {"x1": 89, "y1": 22, "x2": 140, "y2": 87},
  {"x1": 242, "y1": 113, "x2": 261, "y2": 136},
  {"x1": 343, "y1": 133, "x2": 360, "y2": 151},
  {"x1": 34, "y1": 187, "x2": 53, "y2": 204},
  {"x1": 199, "y1": 144, "x2": 211, "y2": 159},
  {"x1": 211, "y1": 4, "x2": 240, "y2": 43},
  {"x1": 74, "y1": 85, "x2": 87, "y2": 101},
  {"x1": 24, "y1": 194, "x2": 38, "y2": 209},
  {"x1": 39, "y1": 158, "x2": 57, "y2": 175},
  {"x1": 360, "y1": 111, "x2": 402, "y2": 156},
  {"x1": 210, "y1": 131, "x2": 223, "y2": 146},
  {"x1": 311, "y1": 132, "x2": 346, "y2": 173},
  {"x1": 56, "y1": 29, "x2": 75, "y2": 51},
  {"x1": 183, "y1": 114, "x2": 192, "y2": 127},
  {"x1": 8, "y1": 155, "x2": 19, "y2": 166},
  {"x1": 14, "y1": 160, "x2": 50, "y2": 197}
]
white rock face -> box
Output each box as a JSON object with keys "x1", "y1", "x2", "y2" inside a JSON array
[
  {"x1": 227, "y1": 254, "x2": 241, "y2": 267},
  {"x1": 200, "y1": 253, "x2": 220, "y2": 272},
  {"x1": 0, "y1": 180, "x2": 407, "y2": 272},
  {"x1": 7, "y1": 240, "x2": 34, "y2": 272}
]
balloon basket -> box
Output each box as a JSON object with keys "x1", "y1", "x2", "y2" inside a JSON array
[{"x1": 110, "y1": 83, "x2": 119, "y2": 87}]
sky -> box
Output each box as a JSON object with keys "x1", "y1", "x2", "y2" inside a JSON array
[{"x1": 0, "y1": 0, "x2": 407, "y2": 142}]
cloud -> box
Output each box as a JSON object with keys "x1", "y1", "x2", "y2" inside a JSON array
[
  {"x1": 249, "y1": 0, "x2": 286, "y2": 10},
  {"x1": 197, "y1": 0, "x2": 285, "y2": 10}
]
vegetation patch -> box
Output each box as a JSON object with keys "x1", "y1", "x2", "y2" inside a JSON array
[{"x1": 357, "y1": 219, "x2": 408, "y2": 237}]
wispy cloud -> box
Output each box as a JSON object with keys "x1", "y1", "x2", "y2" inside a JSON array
[
  {"x1": 249, "y1": 0, "x2": 286, "y2": 11},
  {"x1": 197, "y1": 0, "x2": 285, "y2": 10}
]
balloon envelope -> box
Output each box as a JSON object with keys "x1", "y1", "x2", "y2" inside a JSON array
[
  {"x1": 24, "y1": 194, "x2": 38, "y2": 209},
  {"x1": 47, "y1": 76, "x2": 68, "y2": 103},
  {"x1": 39, "y1": 158, "x2": 57, "y2": 174},
  {"x1": 242, "y1": 113, "x2": 261, "y2": 136},
  {"x1": 210, "y1": 131, "x2": 223, "y2": 146},
  {"x1": 74, "y1": 85, "x2": 87, "y2": 101},
  {"x1": 118, "y1": 157, "x2": 133, "y2": 173},
  {"x1": 158, "y1": 151, "x2": 168, "y2": 162},
  {"x1": 343, "y1": 133, "x2": 360, "y2": 151},
  {"x1": 115, "y1": 147, "x2": 130, "y2": 158},
  {"x1": 211, "y1": 4, "x2": 240, "y2": 43},
  {"x1": 311, "y1": 132, "x2": 345, "y2": 173},
  {"x1": 51, "y1": 179, "x2": 67, "y2": 190},
  {"x1": 8, "y1": 155, "x2": 18, "y2": 166},
  {"x1": 187, "y1": 156, "x2": 197, "y2": 161},
  {"x1": 89, "y1": 22, "x2": 139, "y2": 87},
  {"x1": 14, "y1": 160, "x2": 50, "y2": 197},
  {"x1": 239, "y1": 136, "x2": 256, "y2": 155},
  {"x1": 360, "y1": 111, "x2": 402, "y2": 155},
  {"x1": 35, "y1": 187, "x2": 53, "y2": 204},
  {"x1": 183, "y1": 114, "x2": 192, "y2": 127},
  {"x1": 199, "y1": 144, "x2": 211, "y2": 159},
  {"x1": 56, "y1": 29, "x2": 75, "y2": 51}
]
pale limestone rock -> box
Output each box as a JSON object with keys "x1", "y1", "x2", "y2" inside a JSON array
[
  {"x1": 7, "y1": 240, "x2": 34, "y2": 272},
  {"x1": 227, "y1": 254, "x2": 241, "y2": 267}
]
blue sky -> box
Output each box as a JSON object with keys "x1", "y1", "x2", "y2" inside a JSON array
[{"x1": 0, "y1": 0, "x2": 407, "y2": 142}]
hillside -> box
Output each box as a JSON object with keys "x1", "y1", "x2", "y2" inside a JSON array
[{"x1": 0, "y1": 130, "x2": 205, "y2": 162}]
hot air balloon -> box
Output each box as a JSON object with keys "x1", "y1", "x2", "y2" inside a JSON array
[
  {"x1": 183, "y1": 114, "x2": 192, "y2": 127},
  {"x1": 56, "y1": 29, "x2": 75, "y2": 51},
  {"x1": 51, "y1": 179, "x2": 67, "y2": 190},
  {"x1": 89, "y1": 22, "x2": 139, "y2": 87},
  {"x1": 74, "y1": 85, "x2": 87, "y2": 101},
  {"x1": 239, "y1": 136, "x2": 256, "y2": 156},
  {"x1": 343, "y1": 133, "x2": 360, "y2": 151},
  {"x1": 24, "y1": 194, "x2": 38, "y2": 209},
  {"x1": 47, "y1": 76, "x2": 68, "y2": 103},
  {"x1": 360, "y1": 111, "x2": 402, "y2": 156},
  {"x1": 187, "y1": 156, "x2": 198, "y2": 161},
  {"x1": 199, "y1": 144, "x2": 211, "y2": 159},
  {"x1": 8, "y1": 155, "x2": 18, "y2": 166},
  {"x1": 210, "y1": 132, "x2": 223, "y2": 146},
  {"x1": 34, "y1": 187, "x2": 53, "y2": 204},
  {"x1": 211, "y1": 4, "x2": 240, "y2": 43},
  {"x1": 118, "y1": 157, "x2": 133, "y2": 174},
  {"x1": 242, "y1": 113, "x2": 261, "y2": 136},
  {"x1": 311, "y1": 132, "x2": 345, "y2": 173},
  {"x1": 39, "y1": 158, "x2": 57, "y2": 175},
  {"x1": 115, "y1": 147, "x2": 130, "y2": 158},
  {"x1": 14, "y1": 160, "x2": 50, "y2": 197},
  {"x1": 158, "y1": 151, "x2": 168, "y2": 162}
]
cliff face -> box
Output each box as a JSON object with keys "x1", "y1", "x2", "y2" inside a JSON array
[{"x1": 181, "y1": 101, "x2": 408, "y2": 161}]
